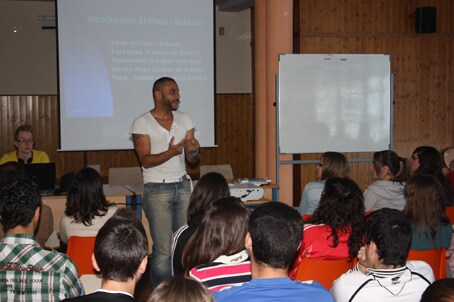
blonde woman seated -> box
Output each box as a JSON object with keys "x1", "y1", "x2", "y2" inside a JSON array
[
  {"x1": 290, "y1": 177, "x2": 365, "y2": 279},
  {"x1": 402, "y1": 174, "x2": 452, "y2": 250},
  {"x1": 363, "y1": 150, "x2": 409, "y2": 211},
  {"x1": 182, "y1": 197, "x2": 251, "y2": 293},
  {"x1": 298, "y1": 152, "x2": 349, "y2": 215},
  {"x1": 60, "y1": 167, "x2": 117, "y2": 244}
]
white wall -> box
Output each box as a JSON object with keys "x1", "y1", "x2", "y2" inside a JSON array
[
  {"x1": 216, "y1": 8, "x2": 252, "y2": 93},
  {"x1": 0, "y1": 1, "x2": 57, "y2": 94},
  {"x1": 0, "y1": 1, "x2": 252, "y2": 94}
]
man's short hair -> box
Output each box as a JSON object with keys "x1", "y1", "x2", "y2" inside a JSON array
[
  {"x1": 0, "y1": 177, "x2": 41, "y2": 232},
  {"x1": 249, "y1": 202, "x2": 304, "y2": 269},
  {"x1": 365, "y1": 208, "x2": 412, "y2": 267},
  {"x1": 152, "y1": 76, "x2": 176, "y2": 97},
  {"x1": 94, "y1": 208, "x2": 148, "y2": 281}
]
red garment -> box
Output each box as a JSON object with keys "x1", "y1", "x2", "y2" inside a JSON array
[
  {"x1": 447, "y1": 172, "x2": 454, "y2": 190},
  {"x1": 289, "y1": 224, "x2": 351, "y2": 279}
]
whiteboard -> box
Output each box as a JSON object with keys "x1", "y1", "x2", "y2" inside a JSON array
[{"x1": 278, "y1": 54, "x2": 391, "y2": 153}]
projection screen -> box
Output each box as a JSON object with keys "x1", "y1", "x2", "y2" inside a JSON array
[{"x1": 57, "y1": 0, "x2": 215, "y2": 150}]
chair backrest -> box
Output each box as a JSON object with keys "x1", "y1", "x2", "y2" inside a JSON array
[
  {"x1": 67, "y1": 236, "x2": 97, "y2": 276},
  {"x1": 293, "y1": 257, "x2": 354, "y2": 290},
  {"x1": 407, "y1": 248, "x2": 446, "y2": 280},
  {"x1": 108, "y1": 167, "x2": 143, "y2": 185},
  {"x1": 199, "y1": 164, "x2": 234, "y2": 182},
  {"x1": 445, "y1": 206, "x2": 454, "y2": 225}
]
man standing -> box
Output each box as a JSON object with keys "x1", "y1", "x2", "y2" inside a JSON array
[
  {"x1": 130, "y1": 77, "x2": 200, "y2": 286},
  {"x1": 0, "y1": 125, "x2": 50, "y2": 165},
  {"x1": 331, "y1": 208, "x2": 434, "y2": 302},
  {"x1": 213, "y1": 202, "x2": 333, "y2": 302},
  {"x1": 0, "y1": 177, "x2": 84, "y2": 301}
]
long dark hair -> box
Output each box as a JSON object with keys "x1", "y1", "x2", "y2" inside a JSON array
[
  {"x1": 307, "y1": 177, "x2": 365, "y2": 260},
  {"x1": 412, "y1": 146, "x2": 454, "y2": 207},
  {"x1": 373, "y1": 150, "x2": 409, "y2": 183},
  {"x1": 403, "y1": 174, "x2": 450, "y2": 241},
  {"x1": 186, "y1": 172, "x2": 230, "y2": 220},
  {"x1": 182, "y1": 197, "x2": 248, "y2": 272},
  {"x1": 65, "y1": 167, "x2": 111, "y2": 225}
]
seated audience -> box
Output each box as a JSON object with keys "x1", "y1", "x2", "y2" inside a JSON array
[
  {"x1": 148, "y1": 276, "x2": 213, "y2": 302},
  {"x1": 444, "y1": 148, "x2": 454, "y2": 190},
  {"x1": 60, "y1": 167, "x2": 117, "y2": 244},
  {"x1": 331, "y1": 208, "x2": 434, "y2": 302},
  {"x1": 182, "y1": 197, "x2": 250, "y2": 293},
  {"x1": 298, "y1": 151, "x2": 349, "y2": 215},
  {"x1": 420, "y1": 278, "x2": 454, "y2": 302},
  {"x1": 0, "y1": 125, "x2": 49, "y2": 165},
  {"x1": 364, "y1": 150, "x2": 409, "y2": 211},
  {"x1": 213, "y1": 202, "x2": 333, "y2": 302},
  {"x1": 290, "y1": 177, "x2": 365, "y2": 278},
  {"x1": 410, "y1": 146, "x2": 454, "y2": 207},
  {"x1": 0, "y1": 177, "x2": 84, "y2": 301},
  {"x1": 402, "y1": 174, "x2": 452, "y2": 250},
  {"x1": 62, "y1": 208, "x2": 148, "y2": 302},
  {"x1": 0, "y1": 161, "x2": 54, "y2": 247},
  {"x1": 171, "y1": 172, "x2": 230, "y2": 276}
]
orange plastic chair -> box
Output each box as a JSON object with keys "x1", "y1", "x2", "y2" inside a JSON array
[
  {"x1": 445, "y1": 206, "x2": 454, "y2": 224},
  {"x1": 66, "y1": 236, "x2": 97, "y2": 276},
  {"x1": 407, "y1": 248, "x2": 446, "y2": 280},
  {"x1": 293, "y1": 257, "x2": 354, "y2": 290}
]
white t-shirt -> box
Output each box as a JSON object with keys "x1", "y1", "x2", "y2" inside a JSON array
[
  {"x1": 59, "y1": 206, "x2": 118, "y2": 243},
  {"x1": 130, "y1": 110, "x2": 194, "y2": 183},
  {"x1": 331, "y1": 261, "x2": 434, "y2": 302}
]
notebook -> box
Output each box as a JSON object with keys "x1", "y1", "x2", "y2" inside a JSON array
[{"x1": 24, "y1": 163, "x2": 56, "y2": 192}]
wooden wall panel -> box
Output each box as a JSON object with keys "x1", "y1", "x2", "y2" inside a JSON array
[
  {"x1": 0, "y1": 94, "x2": 255, "y2": 181},
  {"x1": 294, "y1": 0, "x2": 454, "y2": 204}
]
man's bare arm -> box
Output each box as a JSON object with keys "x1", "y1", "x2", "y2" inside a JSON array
[
  {"x1": 184, "y1": 128, "x2": 200, "y2": 165},
  {"x1": 132, "y1": 133, "x2": 184, "y2": 169}
]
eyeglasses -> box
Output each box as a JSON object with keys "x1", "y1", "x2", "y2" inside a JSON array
[
  {"x1": 410, "y1": 155, "x2": 419, "y2": 161},
  {"x1": 16, "y1": 138, "x2": 34, "y2": 143}
]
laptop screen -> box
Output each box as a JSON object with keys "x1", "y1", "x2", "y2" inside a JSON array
[{"x1": 24, "y1": 163, "x2": 56, "y2": 191}]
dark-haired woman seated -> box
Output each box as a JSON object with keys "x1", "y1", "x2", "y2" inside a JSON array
[
  {"x1": 403, "y1": 174, "x2": 452, "y2": 250},
  {"x1": 290, "y1": 177, "x2": 364, "y2": 279},
  {"x1": 59, "y1": 167, "x2": 117, "y2": 244}
]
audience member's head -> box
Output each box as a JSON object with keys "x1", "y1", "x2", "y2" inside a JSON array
[
  {"x1": 364, "y1": 208, "x2": 412, "y2": 268},
  {"x1": 318, "y1": 151, "x2": 349, "y2": 181},
  {"x1": 182, "y1": 197, "x2": 248, "y2": 272},
  {"x1": 308, "y1": 177, "x2": 365, "y2": 260},
  {"x1": 410, "y1": 146, "x2": 454, "y2": 207},
  {"x1": 148, "y1": 275, "x2": 214, "y2": 302},
  {"x1": 93, "y1": 207, "x2": 148, "y2": 282},
  {"x1": 421, "y1": 278, "x2": 454, "y2": 302},
  {"x1": 186, "y1": 172, "x2": 230, "y2": 220},
  {"x1": 248, "y1": 202, "x2": 304, "y2": 270},
  {"x1": 372, "y1": 150, "x2": 409, "y2": 183},
  {"x1": 403, "y1": 174, "x2": 450, "y2": 234},
  {"x1": 65, "y1": 167, "x2": 110, "y2": 225},
  {"x1": 0, "y1": 161, "x2": 26, "y2": 187},
  {"x1": 0, "y1": 177, "x2": 42, "y2": 233},
  {"x1": 410, "y1": 146, "x2": 443, "y2": 175}
]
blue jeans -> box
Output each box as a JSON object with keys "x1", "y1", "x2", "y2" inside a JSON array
[{"x1": 143, "y1": 180, "x2": 191, "y2": 287}]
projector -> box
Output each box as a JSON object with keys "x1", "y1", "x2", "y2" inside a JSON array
[{"x1": 229, "y1": 183, "x2": 264, "y2": 201}]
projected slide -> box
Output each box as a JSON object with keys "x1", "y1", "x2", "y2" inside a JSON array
[{"x1": 57, "y1": 0, "x2": 215, "y2": 150}]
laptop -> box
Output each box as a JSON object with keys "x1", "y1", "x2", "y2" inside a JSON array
[{"x1": 24, "y1": 163, "x2": 56, "y2": 192}]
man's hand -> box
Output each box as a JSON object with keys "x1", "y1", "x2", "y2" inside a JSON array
[
  {"x1": 357, "y1": 246, "x2": 368, "y2": 274},
  {"x1": 169, "y1": 137, "x2": 186, "y2": 156}
]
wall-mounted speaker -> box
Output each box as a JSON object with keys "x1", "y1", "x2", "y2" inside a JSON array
[{"x1": 415, "y1": 7, "x2": 436, "y2": 33}]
